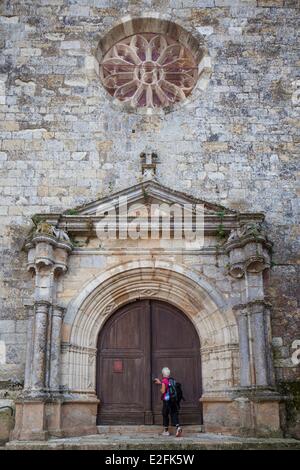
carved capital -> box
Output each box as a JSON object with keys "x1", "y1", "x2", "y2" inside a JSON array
[
  {"x1": 24, "y1": 302, "x2": 35, "y2": 317},
  {"x1": 35, "y1": 299, "x2": 51, "y2": 310},
  {"x1": 227, "y1": 262, "x2": 245, "y2": 279},
  {"x1": 225, "y1": 222, "x2": 272, "y2": 252},
  {"x1": 232, "y1": 299, "x2": 272, "y2": 315},
  {"x1": 33, "y1": 221, "x2": 71, "y2": 242},
  {"x1": 25, "y1": 223, "x2": 72, "y2": 276},
  {"x1": 245, "y1": 255, "x2": 270, "y2": 274},
  {"x1": 225, "y1": 222, "x2": 272, "y2": 279},
  {"x1": 52, "y1": 304, "x2": 65, "y2": 319}
]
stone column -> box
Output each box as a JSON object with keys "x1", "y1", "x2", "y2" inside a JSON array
[
  {"x1": 24, "y1": 226, "x2": 72, "y2": 394},
  {"x1": 31, "y1": 300, "x2": 51, "y2": 392},
  {"x1": 264, "y1": 305, "x2": 275, "y2": 386},
  {"x1": 49, "y1": 305, "x2": 65, "y2": 392},
  {"x1": 235, "y1": 307, "x2": 252, "y2": 387},
  {"x1": 234, "y1": 300, "x2": 272, "y2": 387},
  {"x1": 249, "y1": 300, "x2": 275, "y2": 387},
  {"x1": 225, "y1": 221, "x2": 272, "y2": 388},
  {"x1": 24, "y1": 304, "x2": 35, "y2": 390},
  {"x1": 250, "y1": 303, "x2": 268, "y2": 386},
  {"x1": 12, "y1": 224, "x2": 72, "y2": 440},
  {"x1": 224, "y1": 222, "x2": 281, "y2": 436}
]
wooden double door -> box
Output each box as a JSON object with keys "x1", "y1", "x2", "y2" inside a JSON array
[{"x1": 96, "y1": 300, "x2": 202, "y2": 425}]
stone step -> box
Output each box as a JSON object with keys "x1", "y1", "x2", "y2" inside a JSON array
[
  {"x1": 4, "y1": 434, "x2": 300, "y2": 450},
  {"x1": 97, "y1": 425, "x2": 205, "y2": 435}
]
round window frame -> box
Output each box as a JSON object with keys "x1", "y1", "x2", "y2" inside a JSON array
[{"x1": 94, "y1": 14, "x2": 212, "y2": 115}]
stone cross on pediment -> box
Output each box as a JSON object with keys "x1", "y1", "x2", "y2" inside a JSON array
[{"x1": 140, "y1": 148, "x2": 159, "y2": 181}]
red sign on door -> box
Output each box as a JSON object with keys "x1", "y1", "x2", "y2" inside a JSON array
[{"x1": 113, "y1": 360, "x2": 123, "y2": 373}]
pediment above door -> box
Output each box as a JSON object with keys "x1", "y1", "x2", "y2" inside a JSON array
[{"x1": 29, "y1": 181, "x2": 265, "y2": 238}]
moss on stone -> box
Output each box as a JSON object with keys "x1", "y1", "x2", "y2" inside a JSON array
[{"x1": 64, "y1": 209, "x2": 79, "y2": 215}]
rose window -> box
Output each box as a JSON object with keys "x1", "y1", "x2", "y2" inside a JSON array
[{"x1": 100, "y1": 33, "x2": 198, "y2": 109}]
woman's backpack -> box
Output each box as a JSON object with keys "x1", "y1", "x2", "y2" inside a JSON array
[{"x1": 168, "y1": 378, "x2": 185, "y2": 408}]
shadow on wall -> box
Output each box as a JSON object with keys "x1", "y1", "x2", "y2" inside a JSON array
[{"x1": 279, "y1": 381, "x2": 300, "y2": 440}]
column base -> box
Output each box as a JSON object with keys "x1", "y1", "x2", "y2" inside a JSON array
[
  {"x1": 200, "y1": 389, "x2": 282, "y2": 437},
  {"x1": 11, "y1": 395, "x2": 99, "y2": 441},
  {"x1": 11, "y1": 400, "x2": 49, "y2": 441},
  {"x1": 56, "y1": 397, "x2": 99, "y2": 438}
]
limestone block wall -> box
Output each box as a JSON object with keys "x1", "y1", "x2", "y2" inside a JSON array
[{"x1": 0, "y1": 0, "x2": 299, "y2": 437}]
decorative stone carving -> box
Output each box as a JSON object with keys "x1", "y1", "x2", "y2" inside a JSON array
[
  {"x1": 227, "y1": 262, "x2": 244, "y2": 279},
  {"x1": 102, "y1": 302, "x2": 117, "y2": 316},
  {"x1": 34, "y1": 221, "x2": 71, "y2": 242},
  {"x1": 53, "y1": 227, "x2": 71, "y2": 242},
  {"x1": 224, "y1": 222, "x2": 272, "y2": 279},
  {"x1": 25, "y1": 224, "x2": 72, "y2": 275},
  {"x1": 35, "y1": 221, "x2": 54, "y2": 236},
  {"x1": 34, "y1": 221, "x2": 70, "y2": 241},
  {"x1": 100, "y1": 33, "x2": 198, "y2": 109},
  {"x1": 140, "y1": 148, "x2": 159, "y2": 180},
  {"x1": 14, "y1": 188, "x2": 281, "y2": 440},
  {"x1": 227, "y1": 222, "x2": 267, "y2": 243},
  {"x1": 139, "y1": 288, "x2": 158, "y2": 297}
]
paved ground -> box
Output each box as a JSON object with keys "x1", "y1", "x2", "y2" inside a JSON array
[{"x1": 3, "y1": 427, "x2": 300, "y2": 450}]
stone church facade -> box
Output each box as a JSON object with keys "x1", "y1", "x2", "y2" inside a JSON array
[{"x1": 0, "y1": 1, "x2": 299, "y2": 443}]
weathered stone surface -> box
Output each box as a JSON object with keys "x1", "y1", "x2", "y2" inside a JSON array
[
  {"x1": 0, "y1": 0, "x2": 299, "y2": 442},
  {"x1": 4, "y1": 430, "x2": 300, "y2": 450},
  {"x1": 0, "y1": 400, "x2": 14, "y2": 444}
]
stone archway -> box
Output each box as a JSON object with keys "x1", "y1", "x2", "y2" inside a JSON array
[
  {"x1": 12, "y1": 183, "x2": 283, "y2": 440},
  {"x1": 61, "y1": 260, "x2": 238, "y2": 398},
  {"x1": 11, "y1": 182, "x2": 282, "y2": 441}
]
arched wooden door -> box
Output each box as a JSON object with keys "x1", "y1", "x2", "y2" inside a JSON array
[{"x1": 96, "y1": 300, "x2": 202, "y2": 425}]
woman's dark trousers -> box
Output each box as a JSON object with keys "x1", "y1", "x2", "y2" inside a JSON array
[{"x1": 162, "y1": 400, "x2": 179, "y2": 428}]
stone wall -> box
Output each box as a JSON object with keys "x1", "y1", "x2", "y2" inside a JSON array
[{"x1": 0, "y1": 0, "x2": 299, "y2": 438}]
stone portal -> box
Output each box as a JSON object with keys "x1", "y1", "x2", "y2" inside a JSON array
[{"x1": 11, "y1": 182, "x2": 281, "y2": 440}]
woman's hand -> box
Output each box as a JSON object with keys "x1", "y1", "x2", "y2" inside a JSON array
[{"x1": 154, "y1": 378, "x2": 161, "y2": 385}]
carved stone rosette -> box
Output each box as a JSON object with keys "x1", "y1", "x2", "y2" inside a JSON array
[{"x1": 100, "y1": 33, "x2": 198, "y2": 109}]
